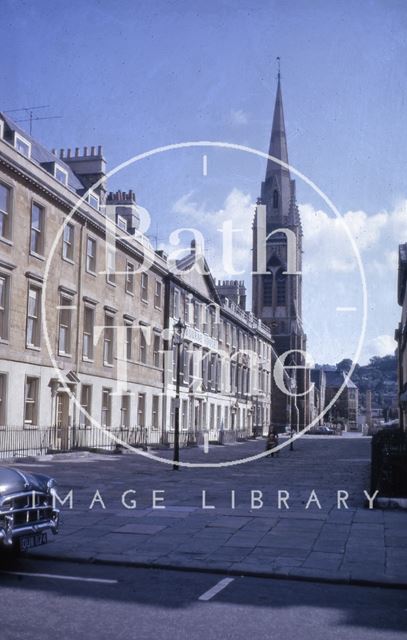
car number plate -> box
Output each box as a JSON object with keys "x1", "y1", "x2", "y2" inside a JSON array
[{"x1": 19, "y1": 532, "x2": 48, "y2": 551}]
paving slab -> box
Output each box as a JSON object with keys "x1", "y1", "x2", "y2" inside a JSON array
[
  {"x1": 224, "y1": 533, "x2": 266, "y2": 547},
  {"x1": 112, "y1": 523, "x2": 168, "y2": 535},
  {"x1": 303, "y1": 552, "x2": 343, "y2": 571},
  {"x1": 206, "y1": 516, "x2": 252, "y2": 528}
]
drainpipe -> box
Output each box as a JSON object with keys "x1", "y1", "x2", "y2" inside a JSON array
[
  {"x1": 75, "y1": 224, "x2": 84, "y2": 373},
  {"x1": 73, "y1": 223, "x2": 84, "y2": 445}
]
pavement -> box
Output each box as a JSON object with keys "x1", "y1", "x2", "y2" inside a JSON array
[
  {"x1": 5, "y1": 436, "x2": 407, "y2": 588},
  {"x1": 1, "y1": 558, "x2": 407, "y2": 640}
]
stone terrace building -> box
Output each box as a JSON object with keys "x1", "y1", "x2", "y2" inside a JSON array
[
  {"x1": 0, "y1": 113, "x2": 167, "y2": 451},
  {"x1": 162, "y1": 256, "x2": 273, "y2": 443},
  {"x1": 0, "y1": 113, "x2": 273, "y2": 454},
  {"x1": 324, "y1": 369, "x2": 359, "y2": 431}
]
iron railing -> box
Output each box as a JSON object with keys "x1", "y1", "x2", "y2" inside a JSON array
[
  {"x1": 371, "y1": 428, "x2": 407, "y2": 497},
  {"x1": 0, "y1": 424, "x2": 253, "y2": 459},
  {"x1": 0, "y1": 425, "x2": 52, "y2": 459}
]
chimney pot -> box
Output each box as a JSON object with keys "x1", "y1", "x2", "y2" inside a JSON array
[
  {"x1": 59, "y1": 149, "x2": 64, "y2": 158},
  {"x1": 83, "y1": 146, "x2": 88, "y2": 156},
  {"x1": 90, "y1": 146, "x2": 95, "y2": 156},
  {"x1": 98, "y1": 145, "x2": 102, "y2": 155},
  {"x1": 75, "y1": 147, "x2": 80, "y2": 157},
  {"x1": 67, "y1": 148, "x2": 71, "y2": 158}
]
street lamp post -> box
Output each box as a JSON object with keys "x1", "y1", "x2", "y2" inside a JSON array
[
  {"x1": 290, "y1": 375, "x2": 298, "y2": 451},
  {"x1": 173, "y1": 318, "x2": 185, "y2": 471}
]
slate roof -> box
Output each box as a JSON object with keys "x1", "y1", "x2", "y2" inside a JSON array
[
  {"x1": 176, "y1": 244, "x2": 221, "y2": 304},
  {"x1": 0, "y1": 111, "x2": 84, "y2": 192}
]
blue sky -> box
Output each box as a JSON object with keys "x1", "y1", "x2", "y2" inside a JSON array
[{"x1": 2, "y1": 0, "x2": 407, "y2": 364}]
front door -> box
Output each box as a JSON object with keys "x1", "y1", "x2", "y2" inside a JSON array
[{"x1": 56, "y1": 392, "x2": 70, "y2": 450}]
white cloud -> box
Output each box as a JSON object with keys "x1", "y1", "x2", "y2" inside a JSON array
[
  {"x1": 171, "y1": 195, "x2": 407, "y2": 282},
  {"x1": 171, "y1": 191, "x2": 206, "y2": 217},
  {"x1": 300, "y1": 200, "x2": 407, "y2": 276},
  {"x1": 301, "y1": 200, "x2": 407, "y2": 362},
  {"x1": 171, "y1": 188, "x2": 254, "y2": 279},
  {"x1": 230, "y1": 109, "x2": 248, "y2": 125},
  {"x1": 169, "y1": 190, "x2": 406, "y2": 363},
  {"x1": 366, "y1": 334, "x2": 397, "y2": 358}
]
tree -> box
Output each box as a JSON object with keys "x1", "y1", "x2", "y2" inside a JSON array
[{"x1": 336, "y1": 358, "x2": 352, "y2": 373}]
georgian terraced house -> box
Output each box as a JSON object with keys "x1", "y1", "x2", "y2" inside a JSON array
[{"x1": 0, "y1": 112, "x2": 273, "y2": 456}]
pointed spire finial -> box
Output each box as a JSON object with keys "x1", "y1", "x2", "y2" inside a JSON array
[{"x1": 276, "y1": 56, "x2": 281, "y2": 81}]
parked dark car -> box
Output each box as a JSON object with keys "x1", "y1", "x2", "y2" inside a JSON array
[
  {"x1": 307, "y1": 426, "x2": 336, "y2": 435},
  {"x1": 0, "y1": 467, "x2": 59, "y2": 554}
]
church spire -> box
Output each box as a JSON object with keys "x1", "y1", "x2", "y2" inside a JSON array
[
  {"x1": 266, "y1": 59, "x2": 289, "y2": 180},
  {"x1": 260, "y1": 61, "x2": 293, "y2": 220}
]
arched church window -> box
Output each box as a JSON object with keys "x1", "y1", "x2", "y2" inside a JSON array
[
  {"x1": 276, "y1": 269, "x2": 286, "y2": 305},
  {"x1": 273, "y1": 190, "x2": 279, "y2": 209},
  {"x1": 263, "y1": 274, "x2": 273, "y2": 306}
]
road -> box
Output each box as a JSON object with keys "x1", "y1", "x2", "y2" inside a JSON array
[
  {"x1": 5, "y1": 436, "x2": 407, "y2": 585},
  {"x1": 0, "y1": 557, "x2": 406, "y2": 640}
]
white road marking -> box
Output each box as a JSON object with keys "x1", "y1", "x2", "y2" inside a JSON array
[
  {"x1": 198, "y1": 577, "x2": 235, "y2": 601},
  {"x1": 204, "y1": 432, "x2": 209, "y2": 454},
  {"x1": 336, "y1": 306, "x2": 357, "y2": 312},
  {"x1": 202, "y1": 154, "x2": 208, "y2": 176},
  {"x1": 1, "y1": 571, "x2": 117, "y2": 584}
]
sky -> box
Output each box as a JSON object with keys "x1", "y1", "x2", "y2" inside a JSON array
[{"x1": 1, "y1": 0, "x2": 407, "y2": 364}]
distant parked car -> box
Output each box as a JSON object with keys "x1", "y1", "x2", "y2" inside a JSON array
[
  {"x1": 0, "y1": 467, "x2": 59, "y2": 554},
  {"x1": 307, "y1": 426, "x2": 336, "y2": 435}
]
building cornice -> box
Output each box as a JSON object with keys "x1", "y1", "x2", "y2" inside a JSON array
[{"x1": 0, "y1": 145, "x2": 168, "y2": 279}]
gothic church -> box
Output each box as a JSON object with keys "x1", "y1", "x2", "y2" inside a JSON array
[{"x1": 252, "y1": 73, "x2": 309, "y2": 432}]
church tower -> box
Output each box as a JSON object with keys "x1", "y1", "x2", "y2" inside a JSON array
[{"x1": 252, "y1": 71, "x2": 308, "y2": 432}]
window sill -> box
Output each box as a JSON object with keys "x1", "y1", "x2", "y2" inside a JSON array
[
  {"x1": 83, "y1": 357, "x2": 95, "y2": 363},
  {"x1": 30, "y1": 251, "x2": 45, "y2": 261},
  {"x1": 106, "y1": 280, "x2": 117, "y2": 287},
  {"x1": 141, "y1": 298, "x2": 149, "y2": 305},
  {"x1": 0, "y1": 338, "x2": 9, "y2": 345},
  {"x1": 86, "y1": 269, "x2": 97, "y2": 277},
  {"x1": 0, "y1": 236, "x2": 13, "y2": 247},
  {"x1": 58, "y1": 352, "x2": 72, "y2": 358},
  {"x1": 103, "y1": 362, "x2": 114, "y2": 368},
  {"x1": 62, "y1": 257, "x2": 75, "y2": 265},
  {"x1": 26, "y1": 344, "x2": 41, "y2": 351},
  {"x1": 125, "y1": 290, "x2": 135, "y2": 297}
]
